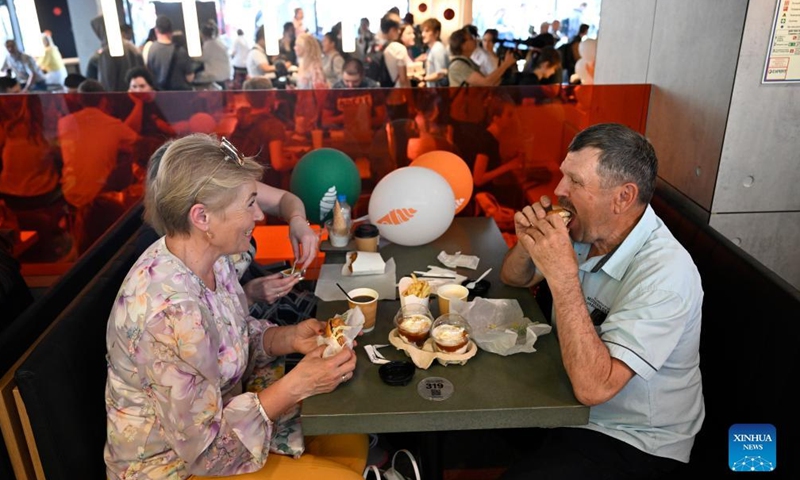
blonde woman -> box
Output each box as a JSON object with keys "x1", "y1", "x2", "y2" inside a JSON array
[
  {"x1": 38, "y1": 32, "x2": 67, "y2": 87},
  {"x1": 105, "y1": 134, "x2": 366, "y2": 480},
  {"x1": 293, "y1": 33, "x2": 326, "y2": 89}
]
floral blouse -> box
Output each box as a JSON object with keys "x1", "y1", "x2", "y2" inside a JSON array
[{"x1": 104, "y1": 237, "x2": 294, "y2": 479}]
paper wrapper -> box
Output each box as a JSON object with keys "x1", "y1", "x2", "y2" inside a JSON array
[
  {"x1": 316, "y1": 306, "x2": 365, "y2": 358},
  {"x1": 450, "y1": 298, "x2": 552, "y2": 356},
  {"x1": 398, "y1": 276, "x2": 431, "y2": 309},
  {"x1": 342, "y1": 251, "x2": 386, "y2": 276},
  {"x1": 388, "y1": 328, "x2": 477, "y2": 369}
]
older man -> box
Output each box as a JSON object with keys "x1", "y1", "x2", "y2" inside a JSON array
[
  {"x1": 500, "y1": 123, "x2": 704, "y2": 479},
  {"x1": 2, "y1": 40, "x2": 47, "y2": 92}
]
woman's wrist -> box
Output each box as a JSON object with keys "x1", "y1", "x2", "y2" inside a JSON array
[{"x1": 287, "y1": 213, "x2": 309, "y2": 225}]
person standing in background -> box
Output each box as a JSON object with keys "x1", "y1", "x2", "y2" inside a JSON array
[
  {"x1": 194, "y1": 21, "x2": 231, "y2": 89},
  {"x1": 321, "y1": 32, "x2": 344, "y2": 87},
  {"x1": 481, "y1": 29, "x2": 500, "y2": 76},
  {"x1": 146, "y1": 15, "x2": 194, "y2": 91},
  {"x1": 2, "y1": 40, "x2": 47, "y2": 92},
  {"x1": 230, "y1": 29, "x2": 250, "y2": 89},
  {"x1": 38, "y1": 32, "x2": 67, "y2": 87},
  {"x1": 355, "y1": 18, "x2": 374, "y2": 61},
  {"x1": 466, "y1": 25, "x2": 495, "y2": 75},
  {"x1": 418, "y1": 18, "x2": 448, "y2": 87},
  {"x1": 293, "y1": 7, "x2": 308, "y2": 35}
]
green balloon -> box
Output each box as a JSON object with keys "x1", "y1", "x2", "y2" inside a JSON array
[{"x1": 289, "y1": 148, "x2": 361, "y2": 224}]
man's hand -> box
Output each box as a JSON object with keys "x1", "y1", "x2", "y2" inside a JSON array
[
  {"x1": 518, "y1": 203, "x2": 578, "y2": 284},
  {"x1": 514, "y1": 195, "x2": 553, "y2": 239}
]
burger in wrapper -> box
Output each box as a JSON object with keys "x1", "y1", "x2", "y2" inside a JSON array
[{"x1": 316, "y1": 306, "x2": 365, "y2": 357}]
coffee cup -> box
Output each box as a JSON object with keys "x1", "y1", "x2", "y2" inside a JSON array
[
  {"x1": 311, "y1": 129, "x2": 324, "y2": 149},
  {"x1": 437, "y1": 283, "x2": 469, "y2": 315},
  {"x1": 347, "y1": 288, "x2": 379, "y2": 333},
  {"x1": 354, "y1": 223, "x2": 380, "y2": 252}
]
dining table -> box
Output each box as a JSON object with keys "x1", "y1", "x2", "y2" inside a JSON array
[{"x1": 301, "y1": 217, "x2": 589, "y2": 477}]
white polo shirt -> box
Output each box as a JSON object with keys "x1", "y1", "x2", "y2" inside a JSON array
[{"x1": 555, "y1": 205, "x2": 705, "y2": 463}]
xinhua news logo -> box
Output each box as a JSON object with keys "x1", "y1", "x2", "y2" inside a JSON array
[{"x1": 729, "y1": 424, "x2": 776, "y2": 472}]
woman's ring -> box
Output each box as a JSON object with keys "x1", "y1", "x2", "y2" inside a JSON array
[{"x1": 341, "y1": 374, "x2": 347, "y2": 382}]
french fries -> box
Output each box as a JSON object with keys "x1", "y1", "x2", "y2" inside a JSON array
[{"x1": 402, "y1": 274, "x2": 431, "y2": 298}]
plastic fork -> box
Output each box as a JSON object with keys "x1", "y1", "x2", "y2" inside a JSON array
[{"x1": 466, "y1": 268, "x2": 492, "y2": 290}]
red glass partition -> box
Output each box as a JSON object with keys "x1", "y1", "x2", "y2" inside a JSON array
[{"x1": 0, "y1": 84, "x2": 649, "y2": 285}]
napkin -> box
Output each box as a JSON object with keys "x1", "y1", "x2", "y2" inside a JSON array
[
  {"x1": 437, "y1": 251, "x2": 480, "y2": 270},
  {"x1": 315, "y1": 258, "x2": 397, "y2": 301},
  {"x1": 364, "y1": 344, "x2": 390, "y2": 365},
  {"x1": 451, "y1": 298, "x2": 552, "y2": 356}
]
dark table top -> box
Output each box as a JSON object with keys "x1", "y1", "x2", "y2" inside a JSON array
[{"x1": 301, "y1": 217, "x2": 589, "y2": 435}]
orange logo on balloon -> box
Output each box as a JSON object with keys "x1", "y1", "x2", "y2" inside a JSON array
[{"x1": 376, "y1": 208, "x2": 418, "y2": 225}]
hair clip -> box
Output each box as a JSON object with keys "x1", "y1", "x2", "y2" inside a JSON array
[{"x1": 219, "y1": 137, "x2": 245, "y2": 166}]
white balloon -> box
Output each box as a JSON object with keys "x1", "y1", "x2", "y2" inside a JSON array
[{"x1": 368, "y1": 167, "x2": 455, "y2": 246}]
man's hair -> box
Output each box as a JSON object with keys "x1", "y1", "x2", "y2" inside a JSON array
[
  {"x1": 0, "y1": 76, "x2": 18, "y2": 93},
  {"x1": 421, "y1": 18, "x2": 441, "y2": 36},
  {"x1": 237, "y1": 29, "x2": 244, "y2": 36},
  {"x1": 121, "y1": 24, "x2": 134, "y2": 40},
  {"x1": 579, "y1": 23, "x2": 590, "y2": 35},
  {"x1": 125, "y1": 66, "x2": 155, "y2": 88},
  {"x1": 388, "y1": 7, "x2": 400, "y2": 15},
  {"x1": 342, "y1": 57, "x2": 365, "y2": 77},
  {"x1": 155, "y1": 15, "x2": 173, "y2": 34},
  {"x1": 568, "y1": 123, "x2": 658, "y2": 205},
  {"x1": 77, "y1": 79, "x2": 106, "y2": 107},
  {"x1": 201, "y1": 21, "x2": 217, "y2": 39},
  {"x1": 465, "y1": 24, "x2": 479, "y2": 38},
  {"x1": 448, "y1": 28, "x2": 469, "y2": 56},
  {"x1": 243, "y1": 77, "x2": 274, "y2": 108},
  {"x1": 255, "y1": 26, "x2": 265, "y2": 43},
  {"x1": 380, "y1": 16, "x2": 399, "y2": 35},
  {"x1": 64, "y1": 73, "x2": 86, "y2": 89}
]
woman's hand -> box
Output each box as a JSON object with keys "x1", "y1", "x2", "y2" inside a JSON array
[
  {"x1": 286, "y1": 345, "x2": 357, "y2": 399},
  {"x1": 291, "y1": 318, "x2": 326, "y2": 354},
  {"x1": 243, "y1": 273, "x2": 300, "y2": 305},
  {"x1": 288, "y1": 216, "x2": 319, "y2": 269}
]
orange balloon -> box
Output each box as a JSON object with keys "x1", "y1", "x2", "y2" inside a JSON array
[{"x1": 411, "y1": 151, "x2": 473, "y2": 214}]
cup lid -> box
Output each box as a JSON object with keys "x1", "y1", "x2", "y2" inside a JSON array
[
  {"x1": 379, "y1": 361, "x2": 415, "y2": 386},
  {"x1": 354, "y1": 223, "x2": 380, "y2": 238}
]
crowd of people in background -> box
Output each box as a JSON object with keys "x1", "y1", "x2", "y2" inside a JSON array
[
  {"x1": 0, "y1": 5, "x2": 596, "y2": 265},
  {"x1": 1, "y1": 5, "x2": 594, "y2": 96}
]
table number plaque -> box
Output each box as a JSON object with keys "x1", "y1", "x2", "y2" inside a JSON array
[{"x1": 417, "y1": 377, "x2": 454, "y2": 401}]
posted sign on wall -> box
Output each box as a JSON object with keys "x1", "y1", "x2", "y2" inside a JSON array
[{"x1": 764, "y1": 0, "x2": 800, "y2": 83}]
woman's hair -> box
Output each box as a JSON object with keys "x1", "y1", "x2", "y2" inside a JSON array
[
  {"x1": 534, "y1": 46, "x2": 562, "y2": 69},
  {"x1": 484, "y1": 29, "x2": 499, "y2": 45},
  {"x1": 449, "y1": 28, "x2": 469, "y2": 56},
  {"x1": 145, "y1": 134, "x2": 263, "y2": 236},
  {"x1": 125, "y1": 66, "x2": 155, "y2": 89},
  {"x1": 295, "y1": 33, "x2": 324, "y2": 83}
]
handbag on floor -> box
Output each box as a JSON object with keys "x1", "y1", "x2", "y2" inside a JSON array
[{"x1": 363, "y1": 449, "x2": 421, "y2": 480}]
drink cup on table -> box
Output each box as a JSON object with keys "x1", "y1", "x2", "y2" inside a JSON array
[
  {"x1": 347, "y1": 288, "x2": 379, "y2": 333},
  {"x1": 437, "y1": 283, "x2": 469, "y2": 315},
  {"x1": 393, "y1": 304, "x2": 434, "y2": 347},
  {"x1": 354, "y1": 223, "x2": 380, "y2": 252},
  {"x1": 312, "y1": 129, "x2": 324, "y2": 149}
]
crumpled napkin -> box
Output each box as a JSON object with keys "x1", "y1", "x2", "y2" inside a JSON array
[
  {"x1": 437, "y1": 250, "x2": 480, "y2": 270},
  {"x1": 451, "y1": 298, "x2": 552, "y2": 356},
  {"x1": 364, "y1": 344, "x2": 390, "y2": 364}
]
